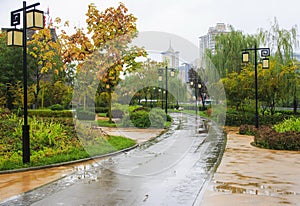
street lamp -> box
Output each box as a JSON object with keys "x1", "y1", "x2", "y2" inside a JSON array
[
  {"x1": 158, "y1": 66, "x2": 175, "y2": 114},
  {"x1": 7, "y1": 1, "x2": 44, "y2": 164},
  {"x1": 242, "y1": 44, "x2": 270, "y2": 128},
  {"x1": 189, "y1": 79, "x2": 202, "y2": 117}
]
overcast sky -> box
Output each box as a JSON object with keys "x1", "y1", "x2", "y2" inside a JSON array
[{"x1": 1, "y1": 0, "x2": 299, "y2": 47}]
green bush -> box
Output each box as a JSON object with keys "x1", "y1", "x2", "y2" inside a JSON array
[
  {"x1": 239, "y1": 124, "x2": 257, "y2": 135},
  {"x1": 254, "y1": 126, "x2": 300, "y2": 150},
  {"x1": 76, "y1": 110, "x2": 95, "y2": 120},
  {"x1": 28, "y1": 109, "x2": 73, "y2": 118},
  {"x1": 132, "y1": 107, "x2": 151, "y2": 112},
  {"x1": 225, "y1": 112, "x2": 255, "y2": 126},
  {"x1": 107, "y1": 109, "x2": 124, "y2": 118},
  {"x1": 149, "y1": 108, "x2": 168, "y2": 128},
  {"x1": 121, "y1": 114, "x2": 133, "y2": 127},
  {"x1": 125, "y1": 107, "x2": 171, "y2": 128},
  {"x1": 130, "y1": 110, "x2": 151, "y2": 128},
  {"x1": 49, "y1": 104, "x2": 64, "y2": 111},
  {"x1": 225, "y1": 111, "x2": 295, "y2": 126},
  {"x1": 95, "y1": 107, "x2": 109, "y2": 114},
  {"x1": 274, "y1": 117, "x2": 300, "y2": 133}
]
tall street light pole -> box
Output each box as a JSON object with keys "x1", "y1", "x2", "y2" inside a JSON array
[
  {"x1": 242, "y1": 44, "x2": 270, "y2": 128},
  {"x1": 190, "y1": 80, "x2": 201, "y2": 118},
  {"x1": 158, "y1": 66, "x2": 175, "y2": 114},
  {"x1": 7, "y1": 1, "x2": 44, "y2": 163}
]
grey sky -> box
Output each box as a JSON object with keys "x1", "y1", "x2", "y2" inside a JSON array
[{"x1": 1, "y1": 0, "x2": 299, "y2": 47}]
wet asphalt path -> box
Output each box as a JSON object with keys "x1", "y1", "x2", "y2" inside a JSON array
[{"x1": 1, "y1": 113, "x2": 225, "y2": 206}]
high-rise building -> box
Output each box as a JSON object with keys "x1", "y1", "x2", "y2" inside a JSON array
[
  {"x1": 199, "y1": 23, "x2": 228, "y2": 55},
  {"x1": 160, "y1": 43, "x2": 194, "y2": 85},
  {"x1": 161, "y1": 42, "x2": 180, "y2": 69}
]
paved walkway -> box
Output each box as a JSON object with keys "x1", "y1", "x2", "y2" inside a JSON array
[
  {"x1": 1, "y1": 127, "x2": 300, "y2": 205},
  {"x1": 200, "y1": 127, "x2": 300, "y2": 206},
  {"x1": 0, "y1": 127, "x2": 164, "y2": 203}
]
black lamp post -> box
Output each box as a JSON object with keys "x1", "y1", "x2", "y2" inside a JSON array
[
  {"x1": 190, "y1": 80, "x2": 202, "y2": 117},
  {"x1": 158, "y1": 66, "x2": 175, "y2": 114},
  {"x1": 7, "y1": 1, "x2": 44, "y2": 164},
  {"x1": 242, "y1": 44, "x2": 270, "y2": 128}
]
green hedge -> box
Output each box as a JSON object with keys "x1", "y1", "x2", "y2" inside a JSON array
[
  {"x1": 28, "y1": 110, "x2": 73, "y2": 118},
  {"x1": 95, "y1": 107, "x2": 109, "y2": 114},
  {"x1": 110, "y1": 109, "x2": 125, "y2": 118},
  {"x1": 225, "y1": 112, "x2": 297, "y2": 126},
  {"x1": 76, "y1": 110, "x2": 95, "y2": 120}
]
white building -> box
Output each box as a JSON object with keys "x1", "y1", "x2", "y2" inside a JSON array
[
  {"x1": 161, "y1": 42, "x2": 180, "y2": 69},
  {"x1": 199, "y1": 23, "x2": 228, "y2": 55}
]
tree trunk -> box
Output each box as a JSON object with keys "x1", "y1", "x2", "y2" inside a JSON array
[
  {"x1": 108, "y1": 90, "x2": 112, "y2": 123},
  {"x1": 83, "y1": 94, "x2": 86, "y2": 110},
  {"x1": 293, "y1": 95, "x2": 298, "y2": 114},
  {"x1": 270, "y1": 99, "x2": 275, "y2": 115},
  {"x1": 6, "y1": 83, "x2": 13, "y2": 110}
]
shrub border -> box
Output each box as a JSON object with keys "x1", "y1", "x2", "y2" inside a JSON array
[{"x1": 239, "y1": 124, "x2": 300, "y2": 151}]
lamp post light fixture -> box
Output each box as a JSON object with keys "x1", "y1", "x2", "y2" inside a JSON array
[
  {"x1": 158, "y1": 66, "x2": 175, "y2": 114},
  {"x1": 7, "y1": 1, "x2": 44, "y2": 164},
  {"x1": 242, "y1": 44, "x2": 270, "y2": 128},
  {"x1": 189, "y1": 80, "x2": 202, "y2": 117}
]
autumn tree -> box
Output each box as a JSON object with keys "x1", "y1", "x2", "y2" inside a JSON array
[
  {"x1": 27, "y1": 27, "x2": 62, "y2": 108},
  {"x1": 60, "y1": 3, "x2": 146, "y2": 122}
]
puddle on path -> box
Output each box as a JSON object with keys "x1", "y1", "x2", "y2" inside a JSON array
[
  {"x1": 0, "y1": 158, "x2": 104, "y2": 202},
  {"x1": 203, "y1": 130, "x2": 300, "y2": 205}
]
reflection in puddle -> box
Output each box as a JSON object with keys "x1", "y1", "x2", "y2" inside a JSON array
[{"x1": 214, "y1": 180, "x2": 300, "y2": 197}]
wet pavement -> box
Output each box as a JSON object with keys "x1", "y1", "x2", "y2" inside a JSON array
[
  {"x1": 0, "y1": 113, "x2": 225, "y2": 206},
  {"x1": 0, "y1": 127, "x2": 163, "y2": 203},
  {"x1": 201, "y1": 128, "x2": 300, "y2": 206}
]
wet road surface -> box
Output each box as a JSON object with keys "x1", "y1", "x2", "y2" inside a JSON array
[{"x1": 0, "y1": 113, "x2": 225, "y2": 206}]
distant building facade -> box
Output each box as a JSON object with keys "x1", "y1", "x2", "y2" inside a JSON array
[
  {"x1": 161, "y1": 42, "x2": 180, "y2": 69},
  {"x1": 161, "y1": 43, "x2": 193, "y2": 84},
  {"x1": 199, "y1": 23, "x2": 228, "y2": 55},
  {"x1": 178, "y1": 63, "x2": 192, "y2": 83}
]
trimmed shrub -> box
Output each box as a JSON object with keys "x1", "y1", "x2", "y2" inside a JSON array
[
  {"x1": 119, "y1": 106, "x2": 171, "y2": 128},
  {"x1": 28, "y1": 110, "x2": 73, "y2": 118},
  {"x1": 225, "y1": 112, "x2": 255, "y2": 126},
  {"x1": 49, "y1": 104, "x2": 64, "y2": 111},
  {"x1": 112, "y1": 109, "x2": 124, "y2": 118},
  {"x1": 121, "y1": 114, "x2": 133, "y2": 127},
  {"x1": 254, "y1": 126, "x2": 300, "y2": 151},
  {"x1": 76, "y1": 110, "x2": 95, "y2": 120},
  {"x1": 149, "y1": 108, "x2": 167, "y2": 128},
  {"x1": 130, "y1": 110, "x2": 150, "y2": 128},
  {"x1": 95, "y1": 107, "x2": 109, "y2": 114},
  {"x1": 239, "y1": 124, "x2": 257, "y2": 135},
  {"x1": 132, "y1": 107, "x2": 150, "y2": 112},
  {"x1": 225, "y1": 111, "x2": 297, "y2": 127}
]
